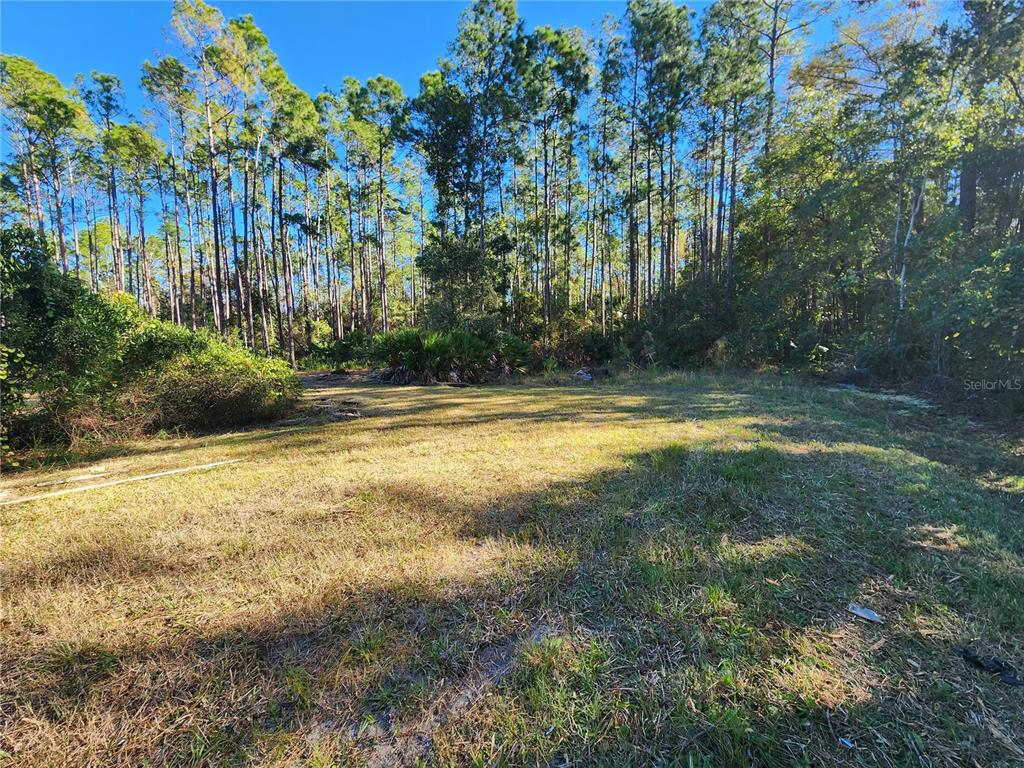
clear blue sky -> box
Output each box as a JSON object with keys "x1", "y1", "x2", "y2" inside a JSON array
[{"x1": 2, "y1": 1, "x2": 634, "y2": 117}]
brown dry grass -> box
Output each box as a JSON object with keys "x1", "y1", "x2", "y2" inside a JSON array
[{"x1": 1, "y1": 371, "x2": 1022, "y2": 766}]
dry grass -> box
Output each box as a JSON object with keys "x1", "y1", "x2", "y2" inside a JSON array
[{"x1": 1, "y1": 371, "x2": 1022, "y2": 766}]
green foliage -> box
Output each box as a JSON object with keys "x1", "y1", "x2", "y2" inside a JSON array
[
  {"x1": 331, "y1": 331, "x2": 372, "y2": 367},
  {"x1": 118, "y1": 317, "x2": 207, "y2": 379},
  {"x1": 1, "y1": 225, "x2": 299, "y2": 451},
  {"x1": 635, "y1": 283, "x2": 733, "y2": 369},
  {"x1": 494, "y1": 333, "x2": 531, "y2": 374},
  {"x1": 370, "y1": 328, "x2": 428, "y2": 371},
  {"x1": 135, "y1": 343, "x2": 299, "y2": 431},
  {"x1": 0, "y1": 226, "x2": 129, "y2": 452},
  {"x1": 545, "y1": 315, "x2": 616, "y2": 366},
  {"x1": 367, "y1": 328, "x2": 530, "y2": 383}
]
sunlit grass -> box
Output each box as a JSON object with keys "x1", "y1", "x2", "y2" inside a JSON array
[{"x1": 2, "y1": 372, "x2": 1022, "y2": 766}]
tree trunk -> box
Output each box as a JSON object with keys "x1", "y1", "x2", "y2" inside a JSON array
[
  {"x1": 203, "y1": 90, "x2": 225, "y2": 334},
  {"x1": 958, "y1": 134, "x2": 977, "y2": 233},
  {"x1": 242, "y1": 159, "x2": 256, "y2": 348},
  {"x1": 715, "y1": 112, "x2": 727, "y2": 280},
  {"x1": 726, "y1": 99, "x2": 739, "y2": 291},
  {"x1": 542, "y1": 119, "x2": 551, "y2": 331},
  {"x1": 627, "y1": 61, "x2": 639, "y2": 322},
  {"x1": 377, "y1": 148, "x2": 390, "y2": 332},
  {"x1": 226, "y1": 151, "x2": 245, "y2": 342},
  {"x1": 277, "y1": 156, "x2": 296, "y2": 367},
  {"x1": 346, "y1": 163, "x2": 358, "y2": 334}
]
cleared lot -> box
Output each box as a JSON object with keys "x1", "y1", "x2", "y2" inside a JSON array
[{"x1": 2, "y1": 373, "x2": 1022, "y2": 766}]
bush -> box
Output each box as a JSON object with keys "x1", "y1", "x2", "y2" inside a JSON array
[
  {"x1": 494, "y1": 333, "x2": 531, "y2": 374},
  {"x1": 133, "y1": 343, "x2": 300, "y2": 431},
  {"x1": 942, "y1": 245, "x2": 1024, "y2": 414},
  {"x1": 546, "y1": 318, "x2": 615, "y2": 367},
  {"x1": 444, "y1": 329, "x2": 492, "y2": 380},
  {"x1": 329, "y1": 330, "x2": 372, "y2": 367},
  {"x1": 2, "y1": 227, "x2": 115, "y2": 410},
  {"x1": 371, "y1": 328, "x2": 426, "y2": 370},
  {"x1": 575, "y1": 328, "x2": 615, "y2": 365},
  {"x1": 293, "y1": 319, "x2": 337, "y2": 368},
  {"x1": 367, "y1": 328, "x2": 529, "y2": 383},
  {"x1": 119, "y1": 319, "x2": 208, "y2": 379},
  {"x1": 648, "y1": 283, "x2": 734, "y2": 368},
  {"x1": 2, "y1": 225, "x2": 300, "y2": 450},
  {"x1": 420, "y1": 331, "x2": 454, "y2": 379}
]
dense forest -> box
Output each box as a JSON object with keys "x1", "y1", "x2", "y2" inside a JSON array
[{"x1": 1, "y1": 0, "x2": 1022, "y2": 408}]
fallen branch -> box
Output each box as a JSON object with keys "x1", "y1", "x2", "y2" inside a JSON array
[{"x1": 0, "y1": 459, "x2": 242, "y2": 507}]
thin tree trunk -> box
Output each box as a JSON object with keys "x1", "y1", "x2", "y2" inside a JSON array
[
  {"x1": 277, "y1": 156, "x2": 296, "y2": 367},
  {"x1": 715, "y1": 112, "x2": 727, "y2": 279},
  {"x1": 67, "y1": 156, "x2": 81, "y2": 279},
  {"x1": 203, "y1": 89, "x2": 225, "y2": 333},
  {"x1": 242, "y1": 159, "x2": 256, "y2": 348},
  {"x1": 376, "y1": 148, "x2": 390, "y2": 332},
  {"x1": 184, "y1": 167, "x2": 199, "y2": 329},
  {"x1": 627, "y1": 61, "x2": 639, "y2": 322},
  {"x1": 726, "y1": 99, "x2": 739, "y2": 291}
]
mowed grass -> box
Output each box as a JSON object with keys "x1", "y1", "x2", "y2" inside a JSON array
[{"x1": 2, "y1": 372, "x2": 1023, "y2": 766}]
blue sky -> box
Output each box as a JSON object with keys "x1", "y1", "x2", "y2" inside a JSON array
[
  {"x1": 2, "y1": 1, "x2": 963, "y2": 132},
  {"x1": 2, "y1": 1, "x2": 635, "y2": 117}
]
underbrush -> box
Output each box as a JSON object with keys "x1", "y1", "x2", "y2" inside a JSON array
[
  {"x1": 368, "y1": 329, "x2": 530, "y2": 384},
  {"x1": 10, "y1": 319, "x2": 299, "y2": 453},
  {"x1": 45, "y1": 335, "x2": 299, "y2": 443},
  {"x1": 311, "y1": 328, "x2": 533, "y2": 384},
  {"x1": 1, "y1": 226, "x2": 299, "y2": 458},
  {"x1": 135, "y1": 345, "x2": 298, "y2": 431}
]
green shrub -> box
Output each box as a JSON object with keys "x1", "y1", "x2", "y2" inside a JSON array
[
  {"x1": 942, "y1": 245, "x2": 1024, "y2": 413},
  {"x1": 119, "y1": 320, "x2": 208, "y2": 379},
  {"x1": 494, "y1": 333, "x2": 531, "y2": 374},
  {"x1": 2, "y1": 225, "x2": 300, "y2": 450},
  {"x1": 371, "y1": 329, "x2": 426, "y2": 371},
  {"x1": 330, "y1": 330, "x2": 371, "y2": 366},
  {"x1": 648, "y1": 283, "x2": 734, "y2": 368},
  {"x1": 544, "y1": 317, "x2": 615, "y2": 366},
  {"x1": 575, "y1": 328, "x2": 615, "y2": 365},
  {"x1": 293, "y1": 319, "x2": 336, "y2": 368},
  {"x1": 2, "y1": 226, "x2": 115, "y2": 409},
  {"x1": 44, "y1": 291, "x2": 136, "y2": 405},
  {"x1": 367, "y1": 328, "x2": 529, "y2": 383},
  {"x1": 421, "y1": 331, "x2": 454, "y2": 379},
  {"x1": 297, "y1": 329, "x2": 373, "y2": 371},
  {"x1": 133, "y1": 343, "x2": 300, "y2": 431},
  {"x1": 445, "y1": 329, "x2": 491, "y2": 380}
]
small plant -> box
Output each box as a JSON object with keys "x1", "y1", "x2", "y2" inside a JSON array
[
  {"x1": 641, "y1": 331, "x2": 657, "y2": 366},
  {"x1": 494, "y1": 333, "x2": 531, "y2": 374}
]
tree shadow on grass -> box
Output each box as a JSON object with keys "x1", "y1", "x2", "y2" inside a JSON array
[{"x1": 4, "y1": 409, "x2": 1023, "y2": 766}]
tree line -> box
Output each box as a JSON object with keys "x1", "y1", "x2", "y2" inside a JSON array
[{"x1": 2, "y1": 0, "x2": 1021, "y2": 400}]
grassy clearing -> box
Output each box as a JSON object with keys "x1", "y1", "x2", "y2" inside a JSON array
[{"x1": 2, "y1": 371, "x2": 1022, "y2": 766}]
